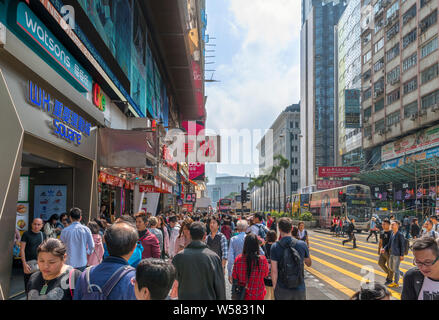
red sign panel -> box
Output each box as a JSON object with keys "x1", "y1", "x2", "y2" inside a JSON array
[
  {"x1": 316, "y1": 180, "x2": 351, "y2": 190},
  {"x1": 318, "y1": 167, "x2": 360, "y2": 177}
]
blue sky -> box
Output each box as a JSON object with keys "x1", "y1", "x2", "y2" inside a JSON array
[{"x1": 204, "y1": 0, "x2": 302, "y2": 180}]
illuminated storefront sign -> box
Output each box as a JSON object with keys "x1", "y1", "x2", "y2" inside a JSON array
[
  {"x1": 27, "y1": 80, "x2": 91, "y2": 145},
  {"x1": 16, "y1": 3, "x2": 92, "y2": 92},
  {"x1": 92, "y1": 83, "x2": 106, "y2": 111}
]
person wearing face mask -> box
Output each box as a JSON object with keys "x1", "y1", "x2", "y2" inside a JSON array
[{"x1": 27, "y1": 238, "x2": 81, "y2": 300}]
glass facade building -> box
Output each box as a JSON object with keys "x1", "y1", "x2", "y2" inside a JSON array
[{"x1": 300, "y1": 0, "x2": 347, "y2": 189}]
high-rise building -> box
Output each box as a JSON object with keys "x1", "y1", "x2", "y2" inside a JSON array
[
  {"x1": 335, "y1": 0, "x2": 364, "y2": 167},
  {"x1": 300, "y1": 0, "x2": 347, "y2": 191},
  {"x1": 360, "y1": 0, "x2": 439, "y2": 169},
  {"x1": 254, "y1": 104, "x2": 301, "y2": 211}
]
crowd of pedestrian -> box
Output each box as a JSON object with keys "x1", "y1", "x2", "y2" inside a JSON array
[
  {"x1": 19, "y1": 207, "x2": 316, "y2": 300},
  {"x1": 18, "y1": 207, "x2": 439, "y2": 300}
]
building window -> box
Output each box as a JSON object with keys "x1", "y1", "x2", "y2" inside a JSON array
[
  {"x1": 421, "y1": 63, "x2": 439, "y2": 84},
  {"x1": 404, "y1": 101, "x2": 418, "y2": 118},
  {"x1": 375, "y1": 119, "x2": 385, "y2": 132},
  {"x1": 420, "y1": 10, "x2": 437, "y2": 35},
  {"x1": 387, "y1": 66, "x2": 400, "y2": 84},
  {"x1": 420, "y1": 0, "x2": 431, "y2": 8},
  {"x1": 386, "y1": 23, "x2": 399, "y2": 41},
  {"x1": 403, "y1": 77, "x2": 418, "y2": 95},
  {"x1": 296, "y1": 121, "x2": 299, "y2": 128},
  {"x1": 363, "y1": 50, "x2": 372, "y2": 64},
  {"x1": 363, "y1": 87, "x2": 372, "y2": 100},
  {"x1": 402, "y1": 52, "x2": 417, "y2": 72},
  {"x1": 375, "y1": 17, "x2": 384, "y2": 33},
  {"x1": 374, "y1": 37, "x2": 385, "y2": 53},
  {"x1": 374, "y1": 58, "x2": 385, "y2": 73},
  {"x1": 364, "y1": 106, "x2": 372, "y2": 118},
  {"x1": 374, "y1": 77, "x2": 385, "y2": 96},
  {"x1": 387, "y1": 89, "x2": 400, "y2": 105},
  {"x1": 386, "y1": 1, "x2": 399, "y2": 19},
  {"x1": 364, "y1": 125, "x2": 372, "y2": 137},
  {"x1": 375, "y1": 98, "x2": 384, "y2": 112},
  {"x1": 363, "y1": 32, "x2": 371, "y2": 44},
  {"x1": 402, "y1": 5, "x2": 416, "y2": 25},
  {"x1": 421, "y1": 37, "x2": 438, "y2": 59},
  {"x1": 363, "y1": 69, "x2": 372, "y2": 81},
  {"x1": 386, "y1": 43, "x2": 400, "y2": 62},
  {"x1": 387, "y1": 111, "x2": 400, "y2": 127},
  {"x1": 402, "y1": 29, "x2": 417, "y2": 49},
  {"x1": 421, "y1": 89, "x2": 439, "y2": 109}
]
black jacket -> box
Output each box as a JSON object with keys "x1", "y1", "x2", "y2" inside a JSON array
[
  {"x1": 401, "y1": 267, "x2": 425, "y2": 300},
  {"x1": 172, "y1": 240, "x2": 226, "y2": 300}
]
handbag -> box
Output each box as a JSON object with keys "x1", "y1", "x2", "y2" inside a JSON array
[{"x1": 231, "y1": 277, "x2": 248, "y2": 300}]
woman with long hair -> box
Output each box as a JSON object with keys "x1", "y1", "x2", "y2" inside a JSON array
[
  {"x1": 232, "y1": 233, "x2": 269, "y2": 300},
  {"x1": 157, "y1": 215, "x2": 170, "y2": 259},
  {"x1": 43, "y1": 214, "x2": 61, "y2": 239},
  {"x1": 175, "y1": 217, "x2": 193, "y2": 255}
]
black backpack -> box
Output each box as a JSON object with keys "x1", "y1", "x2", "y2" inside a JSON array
[{"x1": 278, "y1": 239, "x2": 304, "y2": 289}]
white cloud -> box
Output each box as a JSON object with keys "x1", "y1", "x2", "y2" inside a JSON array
[{"x1": 205, "y1": 0, "x2": 301, "y2": 175}]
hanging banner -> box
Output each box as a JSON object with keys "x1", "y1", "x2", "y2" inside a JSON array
[{"x1": 318, "y1": 166, "x2": 360, "y2": 177}]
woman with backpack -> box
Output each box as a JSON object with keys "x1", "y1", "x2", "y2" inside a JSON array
[
  {"x1": 232, "y1": 233, "x2": 269, "y2": 300},
  {"x1": 26, "y1": 238, "x2": 82, "y2": 300},
  {"x1": 262, "y1": 230, "x2": 277, "y2": 300}
]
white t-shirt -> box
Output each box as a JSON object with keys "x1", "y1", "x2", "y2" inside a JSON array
[{"x1": 418, "y1": 276, "x2": 439, "y2": 300}]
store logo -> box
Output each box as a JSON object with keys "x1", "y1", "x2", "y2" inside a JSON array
[
  {"x1": 27, "y1": 80, "x2": 91, "y2": 146},
  {"x1": 92, "y1": 83, "x2": 106, "y2": 111}
]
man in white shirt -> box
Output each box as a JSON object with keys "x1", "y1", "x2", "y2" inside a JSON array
[
  {"x1": 249, "y1": 213, "x2": 268, "y2": 238},
  {"x1": 60, "y1": 208, "x2": 94, "y2": 271},
  {"x1": 168, "y1": 215, "x2": 180, "y2": 258}
]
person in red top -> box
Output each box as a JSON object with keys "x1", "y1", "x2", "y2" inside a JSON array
[
  {"x1": 135, "y1": 212, "x2": 160, "y2": 259},
  {"x1": 232, "y1": 233, "x2": 269, "y2": 300},
  {"x1": 266, "y1": 213, "x2": 274, "y2": 230}
]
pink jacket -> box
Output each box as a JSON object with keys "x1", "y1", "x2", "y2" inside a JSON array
[{"x1": 87, "y1": 234, "x2": 104, "y2": 266}]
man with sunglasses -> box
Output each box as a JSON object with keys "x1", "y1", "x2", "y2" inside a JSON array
[{"x1": 402, "y1": 237, "x2": 439, "y2": 300}]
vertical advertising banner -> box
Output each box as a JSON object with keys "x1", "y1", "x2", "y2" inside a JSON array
[{"x1": 182, "y1": 121, "x2": 205, "y2": 181}]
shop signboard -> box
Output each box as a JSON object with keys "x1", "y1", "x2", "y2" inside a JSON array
[
  {"x1": 382, "y1": 124, "x2": 439, "y2": 161},
  {"x1": 18, "y1": 176, "x2": 29, "y2": 202},
  {"x1": 318, "y1": 166, "x2": 360, "y2": 177},
  {"x1": 158, "y1": 163, "x2": 177, "y2": 185},
  {"x1": 16, "y1": 3, "x2": 92, "y2": 92},
  {"x1": 16, "y1": 203, "x2": 29, "y2": 232},
  {"x1": 316, "y1": 180, "x2": 350, "y2": 190},
  {"x1": 27, "y1": 81, "x2": 92, "y2": 146},
  {"x1": 33, "y1": 185, "x2": 67, "y2": 221},
  {"x1": 381, "y1": 146, "x2": 439, "y2": 168},
  {"x1": 92, "y1": 83, "x2": 106, "y2": 111},
  {"x1": 344, "y1": 89, "x2": 361, "y2": 128}
]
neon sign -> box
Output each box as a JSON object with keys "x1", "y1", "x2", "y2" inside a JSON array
[{"x1": 92, "y1": 83, "x2": 106, "y2": 111}]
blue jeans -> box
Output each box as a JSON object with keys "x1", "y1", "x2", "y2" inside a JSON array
[{"x1": 389, "y1": 255, "x2": 401, "y2": 284}]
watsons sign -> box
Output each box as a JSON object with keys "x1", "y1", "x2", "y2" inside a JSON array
[
  {"x1": 27, "y1": 80, "x2": 91, "y2": 146},
  {"x1": 16, "y1": 3, "x2": 92, "y2": 92}
]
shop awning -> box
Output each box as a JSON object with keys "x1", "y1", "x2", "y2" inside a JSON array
[
  {"x1": 353, "y1": 156, "x2": 439, "y2": 185},
  {"x1": 99, "y1": 128, "x2": 157, "y2": 168}
]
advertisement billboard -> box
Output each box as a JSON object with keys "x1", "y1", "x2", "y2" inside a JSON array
[
  {"x1": 381, "y1": 124, "x2": 439, "y2": 162},
  {"x1": 318, "y1": 166, "x2": 360, "y2": 177}
]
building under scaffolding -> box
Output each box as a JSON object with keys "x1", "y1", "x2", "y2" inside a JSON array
[{"x1": 355, "y1": 157, "x2": 439, "y2": 219}]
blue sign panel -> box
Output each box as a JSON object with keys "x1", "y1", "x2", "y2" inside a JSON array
[
  {"x1": 16, "y1": 2, "x2": 92, "y2": 92},
  {"x1": 28, "y1": 80, "x2": 91, "y2": 145}
]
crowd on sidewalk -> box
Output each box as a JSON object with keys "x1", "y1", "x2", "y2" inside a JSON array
[{"x1": 17, "y1": 207, "x2": 439, "y2": 300}]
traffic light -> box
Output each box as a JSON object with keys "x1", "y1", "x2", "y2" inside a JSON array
[
  {"x1": 241, "y1": 189, "x2": 246, "y2": 203},
  {"x1": 338, "y1": 191, "x2": 346, "y2": 203},
  {"x1": 245, "y1": 191, "x2": 250, "y2": 202}
]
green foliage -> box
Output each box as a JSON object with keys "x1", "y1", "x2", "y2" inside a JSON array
[{"x1": 298, "y1": 211, "x2": 313, "y2": 221}]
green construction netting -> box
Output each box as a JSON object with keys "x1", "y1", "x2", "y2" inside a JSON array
[{"x1": 354, "y1": 156, "x2": 439, "y2": 185}]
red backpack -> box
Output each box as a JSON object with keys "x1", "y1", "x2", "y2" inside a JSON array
[{"x1": 221, "y1": 225, "x2": 232, "y2": 240}]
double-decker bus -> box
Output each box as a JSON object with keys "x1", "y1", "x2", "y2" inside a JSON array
[
  {"x1": 217, "y1": 198, "x2": 232, "y2": 213},
  {"x1": 292, "y1": 184, "x2": 372, "y2": 231}
]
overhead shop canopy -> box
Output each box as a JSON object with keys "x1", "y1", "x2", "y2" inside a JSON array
[{"x1": 354, "y1": 157, "x2": 439, "y2": 185}]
